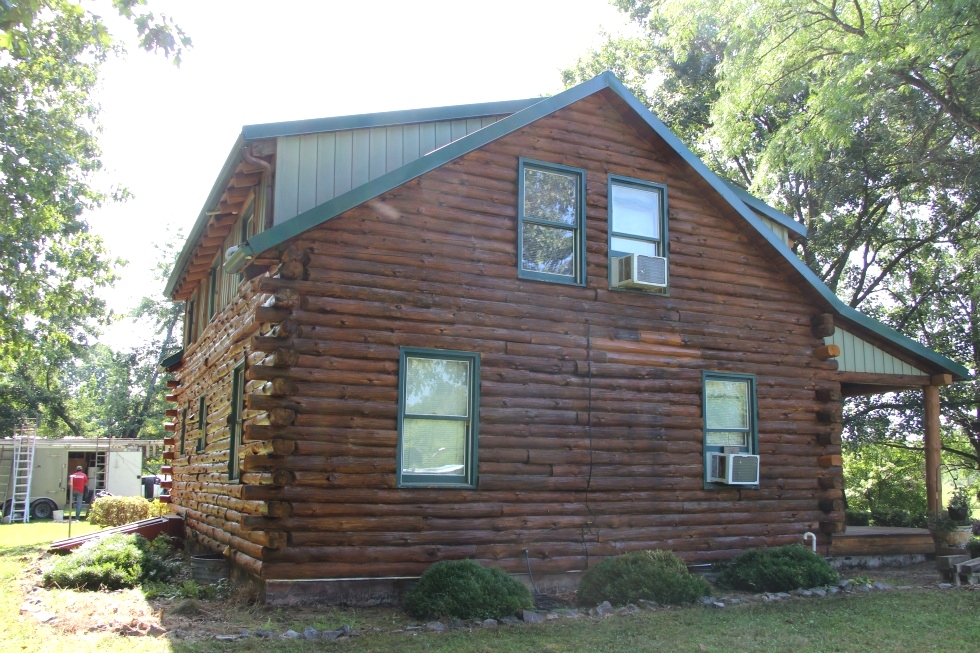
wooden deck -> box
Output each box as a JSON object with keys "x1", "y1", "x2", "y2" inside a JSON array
[{"x1": 828, "y1": 526, "x2": 934, "y2": 557}]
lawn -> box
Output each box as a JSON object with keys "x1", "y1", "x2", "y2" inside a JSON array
[{"x1": 2, "y1": 521, "x2": 979, "y2": 653}]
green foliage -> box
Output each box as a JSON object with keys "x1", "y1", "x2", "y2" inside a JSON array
[
  {"x1": 148, "y1": 499, "x2": 171, "y2": 518},
  {"x1": 42, "y1": 533, "x2": 178, "y2": 590},
  {"x1": 403, "y1": 559, "x2": 533, "y2": 620},
  {"x1": 0, "y1": 3, "x2": 187, "y2": 435},
  {"x1": 716, "y1": 545, "x2": 839, "y2": 593},
  {"x1": 576, "y1": 549, "x2": 711, "y2": 607},
  {"x1": 846, "y1": 511, "x2": 871, "y2": 526},
  {"x1": 871, "y1": 510, "x2": 927, "y2": 529},
  {"x1": 87, "y1": 495, "x2": 152, "y2": 528},
  {"x1": 843, "y1": 443, "x2": 928, "y2": 515},
  {"x1": 567, "y1": 1, "x2": 980, "y2": 473},
  {"x1": 969, "y1": 537, "x2": 980, "y2": 560}
]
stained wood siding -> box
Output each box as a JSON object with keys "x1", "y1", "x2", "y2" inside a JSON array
[
  {"x1": 273, "y1": 116, "x2": 509, "y2": 224},
  {"x1": 826, "y1": 328, "x2": 923, "y2": 376},
  {"x1": 168, "y1": 91, "x2": 844, "y2": 581}
]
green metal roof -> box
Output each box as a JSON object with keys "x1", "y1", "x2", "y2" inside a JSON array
[
  {"x1": 241, "y1": 98, "x2": 542, "y2": 141},
  {"x1": 197, "y1": 72, "x2": 968, "y2": 380},
  {"x1": 720, "y1": 179, "x2": 807, "y2": 239},
  {"x1": 164, "y1": 98, "x2": 541, "y2": 298}
]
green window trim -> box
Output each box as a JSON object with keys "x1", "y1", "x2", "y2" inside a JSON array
[
  {"x1": 517, "y1": 158, "x2": 587, "y2": 286},
  {"x1": 178, "y1": 408, "x2": 186, "y2": 456},
  {"x1": 207, "y1": 264, "x2": 218, "y2": 321},
  {"x1": 607, "y1": 174, "x2": 669, "y2": 292},
  {"x1": 228, "y1": 361, "x2": 245, "y2": 482},
  {"x1": 185, "y1": 299, "x2": 196, "y2": 347},
  {"x1": 702, "y1": 371, "x2": 758, "y2": 489},
  {"x1": 196, "y1": 395, "x2": 207, "y2": 454},
  {"x1": 397, "y1": 347, "x2": 480, "y2": 488}
]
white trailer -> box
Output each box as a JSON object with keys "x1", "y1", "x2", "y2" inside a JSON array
[{"x1": 0, "y1": 438, "x2": 162, "y2": 520}]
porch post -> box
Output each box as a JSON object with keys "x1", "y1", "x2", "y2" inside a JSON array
[{"x1": 924, "y1": 384, "x2": 942, "y2": 514}]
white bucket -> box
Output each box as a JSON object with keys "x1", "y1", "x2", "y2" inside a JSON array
[{"x1": 52, "y1": 510, "x2": 64, "y2": 521}]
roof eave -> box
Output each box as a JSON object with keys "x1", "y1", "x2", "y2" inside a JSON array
[{"x1": 164, "y1": 135, "x2": 246, "y2": 297}]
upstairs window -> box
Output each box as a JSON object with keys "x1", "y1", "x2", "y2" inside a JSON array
[
  {"x1": 518, "y1": 159, "x2": 586, "y2": 285},
  {"x1": 196, "y1": 395, "x2": 207, "y2": 454},
  {"x1": 398, "y1": 348, "x2": 479, "y2": 488},
  {"x1": 608, "y1": 176, "x2": 669, "y2": 291},
  {"x1": 228, "y1": 362, "x2": 245, "y2": 482}
]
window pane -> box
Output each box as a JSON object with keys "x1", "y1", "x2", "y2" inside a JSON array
[
  {"x1": 524, "y1": 168, "x2": 577, "y2": 225},
  {"x1": 705, "y1": 379, "x2": 749, "y2": 430},
  {"x1": 611, "y1": 183, "x2": 660, "y2": 239},
  {"x1": 406, "y1": 358, "x2": 469, "y2": 416},
  {"x1": 705, "y1": 431, "x2": 749, "y2": 447},
  {"x1": 402, "y1": 418, "x2": 465, "y2": 476},
  {"x1": 522, "y1": 223, "x2": 575, "y2": 276},
  {"x1": 610, "y1": 236, "x2": 659, "y2": 258}
]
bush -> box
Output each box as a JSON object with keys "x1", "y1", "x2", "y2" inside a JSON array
[
  {"x1": 88, "y1": 496, "x2": 152, "y2": 527},
  {"x1": 148, "y1": 499, "x2": 171, "y2": 518},
  {"x1": 870, "y1": 509, "x2": 928, "y2": 528},
  {"x1": 716, "y1": 544, "x2": 839, "y2": 593},
  {"x1": 846, "y1": 510, "x2": 871, "y2": 526},
  {"x1": 576, "y1": 549, "x2": 711, "y2": 607},
  {"x1": 403, "y1": 560, "x2": 533, "y2": 620},
  {"x1": 968, "y1": 537, "x2": 980, "y2": 560},
  {"x1": 42, "y1": 533, "x2": 179, "y2": 591}
]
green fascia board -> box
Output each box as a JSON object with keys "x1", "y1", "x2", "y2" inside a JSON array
[
  {"x1": 226, "y1": 71, "x2": 970, "y2": 380},
  {"x1": 719, "y1": 179, "x2": 807, "y2": 239},
  {"x1": 159, "y1": 349, "x2": 184, "y2": 371},
  {"x1": 241, "y1": 98, "x2": 543, "y2": 141},
  {"x1": 164, "y1": 135, "x2": 246, "y2": 297}
]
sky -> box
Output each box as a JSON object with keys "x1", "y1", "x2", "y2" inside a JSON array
[{"x1": 89, "y1": 0, "x2": 636, "y2": 348}]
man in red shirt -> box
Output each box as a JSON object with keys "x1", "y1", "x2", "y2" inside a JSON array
[{"x1": 68, "y1": 466, "x2": 88, "y2": 519}]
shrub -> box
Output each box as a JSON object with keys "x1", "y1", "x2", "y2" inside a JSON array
[
  {"x1": 88, "y1": 496, "x2": 151, "y2": 527},
  {"x1": 403, "y1": 559, "x2": 533, "y2": 620},
  {"x1": 968, "y1": 537, "x2": 980, "y2": 560},
  {"x1": 576, "y1": 549, "x2": 711, "y2": 607},
  {"x1": 148, "y1": 499, "x2": 171, "y2": 518},
  {"x1": 716, "y1": 544, "x2": 838, "y2": 593},
  {"x1": 846, "y1": 510, "x2": 871, "y2": 526},
  {"x1": 43, "y1": 533, "x2": 179, "y2": 591}
]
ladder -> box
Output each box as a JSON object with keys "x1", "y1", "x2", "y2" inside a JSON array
[{"x1": 6, "y1": 420, "x2": 38, "y2": 523}]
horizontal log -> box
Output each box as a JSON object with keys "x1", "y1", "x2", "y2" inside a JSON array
[
  {"x1": 811, "y1": 314, "x2": 835, "y2": 338},
  {"x1": 815, "y1": 387, "x2": 842, "y2": 402},
  {"x1": 814, "y1": 344, "x2": 840, "y2": 360},
  {"x1": 819, "y1": 455, "x2": 843, "y2": 467},
  {"x1": 820, "y1": 520, "x2": 846, "y2": 535}
]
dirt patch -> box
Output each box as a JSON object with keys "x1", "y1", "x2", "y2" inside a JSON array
[{"x1": 19, "y1": 555, "x2": 959, "y2": 641}]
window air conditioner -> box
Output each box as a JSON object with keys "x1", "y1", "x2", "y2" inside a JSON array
[
  {"x1": 708, "y1": 453, "x2": 760, "y2": 485},
  {"x1": 614, "y1": 253, "x2": 668, "y2": 290}
]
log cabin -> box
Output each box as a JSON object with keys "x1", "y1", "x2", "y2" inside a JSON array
[{"x1": 160, "y1": 72, "x2": 968, "y2": 604}]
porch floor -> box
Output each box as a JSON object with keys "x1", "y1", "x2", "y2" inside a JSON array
[{"x1": 828, "y1": 526, "x2": 934, "y2": 557}]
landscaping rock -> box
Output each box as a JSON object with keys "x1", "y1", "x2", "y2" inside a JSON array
[
  {"x1": 939, "y1": 583, "x2": 953, "y2": 589},
  {"x1": 146, "y1": 625, "x2": 166, "y2": 637},
  {"x1": 500, "y1": 615, "x2": 522, "y2": 625},
  {"x1": 323, "y1": 629, "x2": 345, "y2": 640},
  {"x1": 425, "y1": 621, "x2": 446, "y2": 632},
  {"x1": 303, "y1": 627, "x2": 319, "y2": 639},
  {"x1": 522, "y1": 610, "x2": 545, "y2": 623},
  {"x1": 546, "y1": 611, "x2": 561, "y2": 621},
  {"x1": 282, "y1": 630, "x2": 301, "y2": 639},
  {"x1": 838, "y1": 579, "x2": 853, "y2": 591},
  {"x1": 812, "y1": 588, "x2": 827, "y2": 597},
  {"x1": 254, "y1": 630, "x2": 275, "y2": 638},
  {"x1": 562, "y1": 609, "x2": 583, "y2": 619},
  {"x1": 637, "y1": 599, "x2": 658, "y2": 610},
  {"x1": 873, "y1": 582, "x2": 891, "y2": 591},
  {"x1": 448, "y1": 619, "x2": 468, "y2": 630},
  {"x1": 618, "y1": 604, "x2": 640, "y2": 615},
  {"x1": 594, "y1": 601, "x2": 615, "y2": 617},
  {"x1": 481, "y1": 619, "x2": 498, "y2": 628},
  {"x1": 215, "y1": 635, "x2": 241, "y2": 642}
]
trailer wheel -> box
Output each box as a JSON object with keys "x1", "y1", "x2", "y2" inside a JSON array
[{"x1": 29, "y1": 499, "x2": 56, "y2": 520}]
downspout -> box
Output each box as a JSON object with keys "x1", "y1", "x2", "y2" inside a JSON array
[{"x1": 242, "y1": 145, "x2": 274, "y2": 230}]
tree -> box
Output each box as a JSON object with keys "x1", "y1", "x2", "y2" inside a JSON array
[
  {"x1": 0, "y1": 1, "x2": 187, "y2": 434},
  {"x1": 565, "y1": 0, "x2": 979, "y2": 470}
]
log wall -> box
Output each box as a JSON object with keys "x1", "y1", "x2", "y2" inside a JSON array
[{"x1": 165, "y1": 90, "x2": 843, "y2": 580}]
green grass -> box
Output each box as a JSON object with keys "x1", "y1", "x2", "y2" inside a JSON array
[{"x1": 3, "y1": 521, "x2": 980, "y2": 653}]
